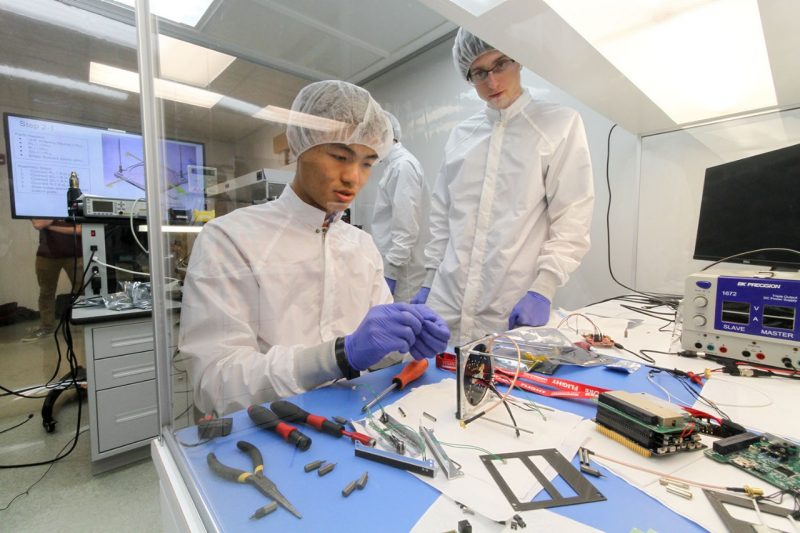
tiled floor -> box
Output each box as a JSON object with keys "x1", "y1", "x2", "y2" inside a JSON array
[{"x1": 0, "y1": 320, "x2": 162, "y2": 532}]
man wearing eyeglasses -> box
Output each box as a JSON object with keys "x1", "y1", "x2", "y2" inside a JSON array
[{"x1": 412, "y1": 28, "x2": 595, "y2": 345}]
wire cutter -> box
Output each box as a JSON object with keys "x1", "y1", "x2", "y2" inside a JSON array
[{"x1": 207, "y1": 440, "x2": 302, "y2": 519}]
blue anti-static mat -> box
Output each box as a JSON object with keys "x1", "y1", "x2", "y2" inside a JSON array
[{"x1": 174, "y1": 362, "x2": 706, "y2": 532}]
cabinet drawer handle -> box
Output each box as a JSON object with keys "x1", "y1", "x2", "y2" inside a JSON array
[
  {"x1": 115, "y1": 407, "x2": 157, "y2": 424},
  {"x1": 109, "y1": 334, "x2": 153, "y2": 348},
  {"x1": 111, "y1": 365, "x2": 155, "y2": 379}
]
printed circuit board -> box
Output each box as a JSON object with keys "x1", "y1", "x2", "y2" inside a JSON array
[{"x1": 705, "y1": 434, "x2": 800, "y2": 491}]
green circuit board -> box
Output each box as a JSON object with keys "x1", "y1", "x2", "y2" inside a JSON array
[{"x1": 705, "y1": 435, "x2": 800, "y2": 492}]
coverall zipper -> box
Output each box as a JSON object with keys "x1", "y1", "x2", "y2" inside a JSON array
[{"x1": 318, "y1": 228, "x2": 328, "y2": 328}]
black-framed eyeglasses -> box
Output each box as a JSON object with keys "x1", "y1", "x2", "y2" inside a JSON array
[{"x1": 467, "y1": 57, "x2": 516, "y2": 85}]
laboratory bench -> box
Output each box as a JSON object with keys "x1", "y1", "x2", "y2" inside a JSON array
[
  {"x1": 155, "y1": 362, "x2": 707, "y2": 532},
  {"x1": 150, "y1": 300, "x2": 786, "y2": 532}
]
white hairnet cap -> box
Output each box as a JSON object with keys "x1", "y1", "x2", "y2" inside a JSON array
[
  {"x1": 286, "y1": 80, "x2": 393, "y2": 161},
  {"x1": 452, "y1": 27, "x2": 496, "y2": 80},
  {"x1": 384, "y1": 111, "x2": 402, "y2": 142}
]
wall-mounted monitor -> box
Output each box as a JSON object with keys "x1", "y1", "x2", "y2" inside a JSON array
[
  {"x1": 693, "y1": 143, "x2": 800, "y2": 270},
  {"x1": 4, "y1": 113, "x2": 205, "y2": 219}
]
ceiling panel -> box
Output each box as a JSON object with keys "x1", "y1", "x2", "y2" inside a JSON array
[
  {"x1": 0, "y1": 0, "x2": 453, "y2": 144},
  {"x1": 421, "y1": 0, "x2": 676, "y2": 134},
  {"x1": 8, "y1": 0, "x2": 795, "y2": 139},
  {"x1": 200, "y1": 2, "x2": 383, "y2": 80},
  {"x1": 420, "y1": 0, "x2": 800, "y2": 135},
  {"x1": 196, "y1": 0, "x2": 454, "y2": 82},
  {"x1": 264, "y1": 0, "x2": 450, "y2": 53}
]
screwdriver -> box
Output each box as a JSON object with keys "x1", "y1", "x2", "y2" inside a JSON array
[
  {"x1": 247, "y1": 404, "x2": 311, "y2": 451},
  {"x1": 361, "y1": 359, "x2": 429, "y2": 413},
  {"x1": 271, "y1": 400, "x2": 376, "y2": 447}
]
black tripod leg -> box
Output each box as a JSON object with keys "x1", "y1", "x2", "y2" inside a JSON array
[
  {"x1": 42, "y1": 388, "x2": 64, "y2": 433},
  {"x1": 41, "y1": 366, "x2": 88, "y2": 433}
]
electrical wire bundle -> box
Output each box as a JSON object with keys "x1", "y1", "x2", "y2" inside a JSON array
[
  {"x1": 1, "y1": 222, "x2": 95, "y2": 510},
  {"x1": 557, "y1": 312, "x2": 603, "y2": 339},
  {"x1": 556, "y1": 311, "x2": 656, "y2": 364},
  {"x1": 459, "y1": 334, "x2": 523, "y2": 434}
]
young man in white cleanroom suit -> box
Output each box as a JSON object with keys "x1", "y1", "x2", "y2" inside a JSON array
[
  {"x1": 180, "y1": 81, "x2": 449, "y2": 416},
  {"x1": 412, "y1": 28, "x2": 595, "y2": 345},
  {"x1": 371, "y1": 111, "x2": 430, "y2": 302}
]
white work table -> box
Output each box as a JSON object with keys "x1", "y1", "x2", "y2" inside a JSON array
[{"x1": 152, "y1": 299, "x2": 798, "y2": 532}]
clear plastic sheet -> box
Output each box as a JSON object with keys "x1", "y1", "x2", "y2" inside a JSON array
[
  {"x1": 493, "y1": 327, "x2": 616, "y2": 368},
  {"x1": 103, "y1": 281, "x2": 152, "y2": 311}
]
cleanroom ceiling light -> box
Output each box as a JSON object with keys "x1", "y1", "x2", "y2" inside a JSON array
[
  {"x1": 90, "y1": 62, "x2": 223, "y2": 108},
  {"x1": 109, "y1": 0, "x2": 213, "y2": 27},
  {"x1": 0, "y1": 64, "x2": 128, "y2": 101},
  {"x1": 252, "y1": 105, "x2": 346, "y2": 132},
  {"x1": 542, "y1": 0, "x2": 777, "y2": 125},
  {"x1": 158, "y1": 35, "x2": 235, "y2": 88}
]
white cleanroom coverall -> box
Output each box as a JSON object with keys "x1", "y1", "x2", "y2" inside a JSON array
[
  {"x1": 371, "y1": 142, "x2": 430, "y2": 302},
  {"x1": 424, "y1": 89, "x2": 594, "y2": 345},
  {"x1": 180, "y1": 186, "x2": 393, "y2": 415}
]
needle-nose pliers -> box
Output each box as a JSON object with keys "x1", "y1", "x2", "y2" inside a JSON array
[{"x1": 207, "y1": 440, "x2": 302, "y2": 519}]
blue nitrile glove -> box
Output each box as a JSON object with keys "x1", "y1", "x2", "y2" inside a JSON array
[
  {"x1": 508, "y1": 291, "x2": 551, "y2": 329},
  {"x1": 410, "y1": 286, "x2": 430, "y2": 305},
  {"x1": 385, "y1": 277, "x2": 396, "y2": 295},
  {"x1": 344, "y1": 303, "x2": 423, "y2": 371},
  {"x1": 406, "y1": 305, "x2": 450, "y2": 360}
]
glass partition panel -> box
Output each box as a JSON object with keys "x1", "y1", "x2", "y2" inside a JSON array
[
  {"x1": 143, "y1": 37, "x2": 311, "y2": 435},
  {"x1": 133, "y1": 0, "x2": 453, "y2": 528},
  {"x1": 0, "y1": 0, "x2": 142, "y2": 473},
  {"x1": 131, "y1": 1, "x2": 645, "y2": 527}
]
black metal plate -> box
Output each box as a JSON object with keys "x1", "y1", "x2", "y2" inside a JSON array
[{"x1": 480, "y1": 448, "x2": 606, "y2": 511}]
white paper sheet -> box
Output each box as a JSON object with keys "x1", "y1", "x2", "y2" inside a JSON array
[
  {"x1": 411, "y1": 494, "x2": 603, "y2": 533},
  {"x1": 557, "y1": 302, "x2": 799, "y2": 530},
  {"x1": 696, "y1": 375, "x2": 800, "y2": 439},
  {"x1": 361, "y1": 379, "x2": 590, "y2": 522},
  {"x1": 582, "y1": 420, "x2": 796, "y2": 532}
]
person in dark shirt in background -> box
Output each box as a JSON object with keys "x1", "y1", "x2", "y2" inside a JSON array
[{"x1": 23, "y1": 219, "x2": 82, "y2": 342}]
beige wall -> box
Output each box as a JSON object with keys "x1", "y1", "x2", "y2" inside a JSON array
[{"x1": 234, "y1": 123, "x2": 288, "y2": 178}]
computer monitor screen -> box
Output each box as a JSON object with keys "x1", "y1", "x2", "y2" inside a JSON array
[
  {"x1": 4, "y1": 113, "x2": 205, "y2": 219},
  {"x1": 693, "y1": 142, "x2": 800, "y2": 269}
]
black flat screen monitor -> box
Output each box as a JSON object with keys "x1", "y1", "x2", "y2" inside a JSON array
[
  {"x1": 4, "y1": 113, "x2": 205, "y2": 219},
  {"x1": 693, "y1": 142, "x2": 800, "y2": 270}
]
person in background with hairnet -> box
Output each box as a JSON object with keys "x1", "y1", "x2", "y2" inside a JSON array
[
  {"x1": 371, "y1": 111, "x2": 430, "y2": 302},
  {"x1": 180, "y1": 80, "x2": 450, "y2": 415},
  {"x1": 411, "y1": 28, "x2": 594, "y2": 345}
]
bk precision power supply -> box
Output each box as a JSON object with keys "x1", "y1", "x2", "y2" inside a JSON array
[{"x1": 681, "y1": 271, "x2": 800, "y2": 369}]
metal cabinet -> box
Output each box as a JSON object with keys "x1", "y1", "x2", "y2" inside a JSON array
[{"x1": 83, "y1": 316, "x2": 183, "y2": 473}]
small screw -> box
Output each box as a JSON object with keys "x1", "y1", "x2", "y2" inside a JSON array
[
  {"x1": 304, "y1": 460, "x2": 323, "y2": 473},
  {"x1": 342, "y1": 480, "x2": 357, "y2": 497},
  {"x1": 250, "y1": 501, "x2": 277, "y2": 519},
  {"x1": 318, "y1": 462, "x2": 336, "y2": 476}
]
